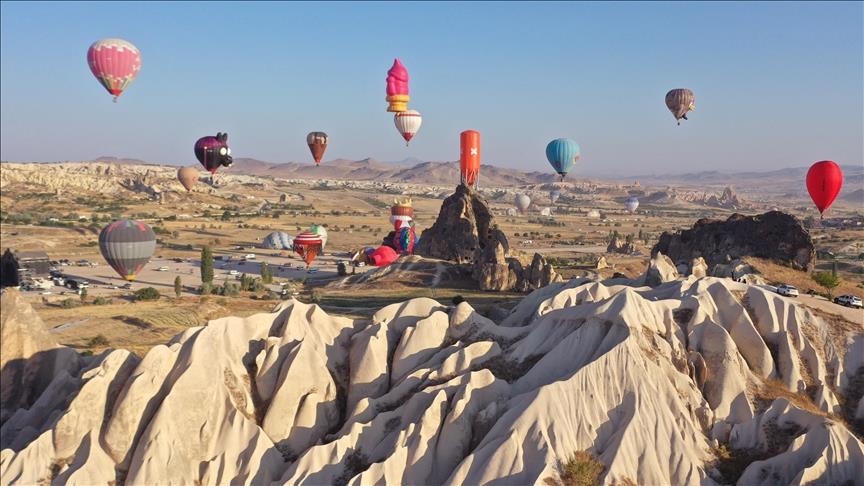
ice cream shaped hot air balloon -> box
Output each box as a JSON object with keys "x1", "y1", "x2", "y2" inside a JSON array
[
  {"x1": 98, "y1": 219, "x2": 156, "y2": 281},
  {"x1": 389, "y1": 197, "x2": 415, "y2": 230},
  {"x1": 293, "y1": 231, "x2": 323, "y2": 270},
  {"x1": 87, "y1": 38, "x2": 141, "y2": 102},
  {"x1": 386, "y1": 58, "x2": 410, "y2": 112},
  {"x1": 307, "y1": 132, "x2": 328, "y2": 165},
  {"x1": 394, "y1": 110, "x2": 422, "y2": 146},
  {"x1": 460, "y1": 130, "x2": 481, "y2": 188},
  {"x1": 194, "y1": 132, "x2": 233, "y2": 174}
]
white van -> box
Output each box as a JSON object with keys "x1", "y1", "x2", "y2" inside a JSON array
[{"x1": 244, "y1": 254, "x2": 256, "y2": 260}]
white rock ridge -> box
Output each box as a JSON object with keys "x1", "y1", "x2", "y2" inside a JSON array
[{"x1": 1, "y1": 277, "x2": 862, "y2": 485}]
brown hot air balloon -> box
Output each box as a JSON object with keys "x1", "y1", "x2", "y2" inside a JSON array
[
  {"x1": 177, "y1": 166, "x2": 199, "y2": 191},
  {"x1": 665, "y1": 89, "x2": 695, "y2": 125},
  {"x1": 307, "y1": 132, "x2": 328, "y2": 165}
]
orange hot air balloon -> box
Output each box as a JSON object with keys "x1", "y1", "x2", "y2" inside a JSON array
[
  {"x1": 306, "y1": 132, "x2": 328, "y2": 165},
  {"x1": 460, "y1": 130, "x2": 480, "y2": 188}
]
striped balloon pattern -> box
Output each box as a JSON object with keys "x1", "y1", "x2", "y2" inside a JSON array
[
  {"x1": 665, "y1": 88, "x2": 695, "y2": 124},
  {"x1": 293, "y1": 231, "x2": 323, "y2": 268},
  {"x1": 263, "y1": 231, "x2": 294, "y2": 250},
  {"x1": 87, "y1": 38, "x2": 141, "y2": 102},
  {"x1": 98, "y1": 219, "x2": 156, "y2": 281}
]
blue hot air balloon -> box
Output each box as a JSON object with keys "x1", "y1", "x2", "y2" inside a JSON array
[{"x1": 545, "y1": 138, "x2": 581, "y2": 181}]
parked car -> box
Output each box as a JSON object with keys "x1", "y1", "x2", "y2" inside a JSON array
[
  {"x1": 121, "y1": 283, "x2": 133, "y2": 290},
  {"x1": 228, "y1": 270, "x2": 239, "y2": 276},
  {"x1": 157, "y1": 266, "x2": 170, "y2": 271},
  {"x1": 776, "y1": 284, "x2": 799, "y2": 297},
  {"x1": 833, "y1": 295, "x2": 863, "y2": 309}
]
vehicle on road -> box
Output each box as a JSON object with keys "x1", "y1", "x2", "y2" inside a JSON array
[
  {"x1": 121, "y1": 283, "x2": 133, "y2": 290},
  {"x1": 228, "y1": 270, "x2": 239, "y2": 276},
  {"x1": 833, "y1": 295, "x2": 863, "y2": 309},
  {"x1": 157, "y1": 266, "x2": 170, "y2": 271},
  {"x1": 776, "y1": 284, "x2": 799, "y2": 297}
]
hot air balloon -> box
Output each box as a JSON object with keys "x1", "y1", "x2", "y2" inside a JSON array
[
  {"x1": 394, "y1": 110, "x2": 422, "y2": 146},
  {"x1": 390, "y1": 197, "x2": 415, "y2": 229},
  {"x1": 293, "y1": 231, "x2": 323, "y2": 269},
  {"x1": 625, "y1": 196, "x2": 640, "y2": 214},
  {"x1": 177, "y1": 166, "x2": 199, "y2": 192},
  {"x1": 309, "y1": 224, "x2": 328, "y2": 250},
  {"x1": 460, "y1": 130, "x2": 481, "y2": 188},
  {"x1": 550, "y1": 189, "x2": 561, "y2": 204},
  {"x1": 665, "y1": 89, "x2": 695, "y2": 125},
  {"x1": 386, "y1": 58, "x2": 410, "y2": 112},
  {"x1": 194, "y1": 132, "x2": 233, "y2": 175},
  {"x1": 393, "y1": 221, "x2": 417, "y2": 255},
  {"x1": 263, "y1": 231, "x2": 293, "y2": 250},
  {"x1": 806, "y1": 161, "x2": 844, "y2": 218},
  {"x1": 98, "y1": 219, "x2": 156, "y2": 281},
  {"x1": 545, "y1": 138, "x2": 581, "y2": 181},
  {"x1": 307, "y1": 132, "x2": 328, "y2": 165},
  {"x1": 87, "y1": 38, "x2": 141, "y2": 102},
  {"x1": 515, "y1": 194, "x2": 531, "y2": 214}
]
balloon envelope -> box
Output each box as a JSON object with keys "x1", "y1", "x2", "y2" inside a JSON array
[
  {"x1": 369, "y1": 245, "x2": 399, "y2": 266},
  {"x1": 293, "y1": 231, "x2": 322, "y2": 267},
  {"x1": 545, "y1": 139, "x2": 581, "y2": 180},
  {"x1": 263, "y1": 231, "x2": 293, "y2": 250},
  {"x1": 98, "y1": 219, "x2": 156, "y2": 281},
  {"x1": 177, "y1": 166, "x2": 199, "y2": 191},
  {"x1": 806, "y1": 160, "x2": 843, "y2": 216},
  {"x1": 309, "y1": 224, "x2": 328, "y2": 249},
  {"x1": 460, "y1": 130, "x2": 481, "y2": 187},
  {"x1": 515, "y1": 194, "x2": 531, "y2": 213},
  {"x1": 665, "y1": 89, "x2": 695, "y2": 124},
  {"x1": 394, "y1": 110, "x2": 422, "y2": 145},
  {"x1": 307, "y1": 132, "x2": 328, "y2": 165},
  {"x1": 194, "y1": 132, "x2": 233, "y2": 174},
  {"x1": 625, "y1": 196, "x2": 640, "y2": 213},
  {"x1": 87, "y1": 38, "x2": 141, "y2": 101}
]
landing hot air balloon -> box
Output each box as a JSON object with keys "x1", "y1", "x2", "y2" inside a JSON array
[
  {"x1": 665, "y1": 89, "x2": 695, "y2": 125},
  {"x1": 386, "y1": 58, "x2": 410, "y2": 112},
  {"x1": 87, "y1": 38, "x2": 141, "y2": 102},
  {"x1": 806, "y1": 161, "x2": 844, "y2": 218},
  {"x1": 309, "y1": 224, "x2": 328, "y2": 250},
  {"x1": 393, "y1": 221, "x2": 417, "y2": 255},
  {"x1": 625, "y1": 196, "x2": 640, "y2": 214},
  {"x1": 394, "y1": 110, "x2": 422, "y2": 146},
  {"x1": 293, "y1": 231, "x2": 323, "y2": 269},
  {"x1": 194, "y1": 132, "x2": 233, "y2": 175},
  {"x1": 550, "y1": 189, "x2": 561, "y2": 204},
  {"x1": 515, "y1": 194, "x2": 531, "y2": 214},
  {"x1": 390, "y1": 197, "x2": 414, "y2": 229},
  {"x1": 545, "y1": 138, "x2": 581, "y2": 181},
  {"x1": 177, "y1": 166, "x2": 199, "y2": 192},
  {"x1": 98, "y1": 219, "x2": 156, "y2": 281},
  {"x1": 460, "y1": 130, "x2": 481, "y2": 188},
  {"x1": 263, "y1": 231, "x2": 293, "y2": 250},
  {"x1": 307, "y1": 132, "x2": 328, "y2": 165}
]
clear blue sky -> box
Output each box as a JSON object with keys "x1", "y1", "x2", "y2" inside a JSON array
[{"x1": 1, "y1": 1, "x2": 861, "y2": 176}]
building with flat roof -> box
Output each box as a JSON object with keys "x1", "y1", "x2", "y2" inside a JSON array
[{"x1": 1, "y1": 249, "x2": 51, "y2": 287}]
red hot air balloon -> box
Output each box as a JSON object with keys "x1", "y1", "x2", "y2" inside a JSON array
[
  {"x1": 87, "y1": 38, "x2": 142, "y2": 102},
  {"x1": 806, "y1": 161, "x2": 844, "y2": 218},
  {"x1": 460, "y1": 130, "x2": 480, "y2": 188},
  {"x1": 293, "y1": 231, "x2": 323, "y2": 270}
]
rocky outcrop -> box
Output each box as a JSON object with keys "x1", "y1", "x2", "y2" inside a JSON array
[
  {"x1": 652, "y1": 211, "x2": 815, "y2": 271},
  {"x1": 415, "y1": 185, "x2": 495, "y2": 264},
  {"x1": 644, "y1": 252, "x2": 679, "y2": 287},
  {"x1": 607, "y1": 236, "x2": 635, "y2": 254},
  {"x1": 3, "y1": 277, "x2": 863, "y2": 485}
]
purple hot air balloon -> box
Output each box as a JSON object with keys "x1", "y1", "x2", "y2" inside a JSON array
[{"x1": 194, "y1": 132, "x2": 233, "y2": 174}]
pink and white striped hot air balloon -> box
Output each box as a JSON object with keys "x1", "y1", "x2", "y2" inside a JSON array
[{"x1": 87, "y1": 38, "x2": 142, "y2": 102}]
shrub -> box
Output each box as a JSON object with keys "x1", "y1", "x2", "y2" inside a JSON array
[
  {"x1": 87, "y1": 334, "x2": 110, "y2": 347},
  {"x1": 134, "y1": 287, "x2": 161, "y2": 301},
  {"x1": 92, "y1": 296, "x2": 112, "y2": 305},
  {"x1": 544, "y1": 450, "x2": 606, "y2": 486}
]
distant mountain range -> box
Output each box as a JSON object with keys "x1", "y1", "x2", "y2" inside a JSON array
[{"x1": 6, "y1": 157, "x2": 862, "y2": 192}]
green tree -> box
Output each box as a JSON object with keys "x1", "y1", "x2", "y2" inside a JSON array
[
  {"x1": 260, "y1": 262, "x2": 273, "y2": 284},
  {"x1": 812, "y1": 271, "x2": 840, "y2": 299},
  {"x1": 134, "y1": 287, "x2": 161, "y2": 301},
  {"x1": 201, "y1": 246, "x2": 214, "y2": 284},
  {"x1": 174, "y1": 276, "x2": 182, "y2": 298},
  {"x1": 79, "y1": 287, "x2": 87, "y2": 302}
]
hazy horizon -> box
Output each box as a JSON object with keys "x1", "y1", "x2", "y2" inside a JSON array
[{"x1": 1, "y1": 2, "x2": 862, "y2": 176}]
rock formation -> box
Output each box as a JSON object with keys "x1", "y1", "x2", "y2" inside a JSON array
[
  {"x1": 652, "y1": 211, "x2": 815, "y2": 271},
  {"x1": 607, "y1": 236, "x2": 635, "y2": 255},
  {"x1": 2, "y1": 272, "x2": 863, "y2": 485},
  {"x1": 417, "y1": 185, "x2": 560, "y2": 292}
]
